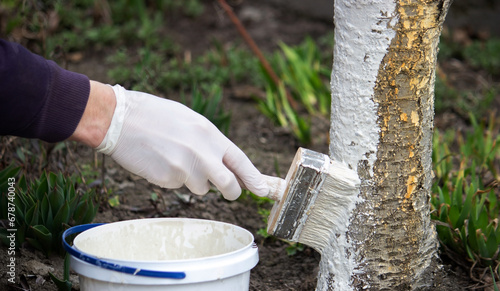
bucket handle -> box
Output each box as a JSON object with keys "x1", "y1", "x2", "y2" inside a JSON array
[{"x1": 62, "y1": 223, "x2": 186, "y2": 279}]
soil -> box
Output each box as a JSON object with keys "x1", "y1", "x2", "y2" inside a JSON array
[{"x1": 0, "y1": 1, "x2": 497, "y2": 290}]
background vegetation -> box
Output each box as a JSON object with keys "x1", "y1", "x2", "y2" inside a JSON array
[{"x1": 0, "y1": 0, "x2": 499, "y2": 289}]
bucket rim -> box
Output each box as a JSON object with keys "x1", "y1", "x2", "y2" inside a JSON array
[
  {"x1": 63, "y1": 218, "x2": 259, "y2": 281},
  {"x1": 73, "y1": 218, "x2": 255, "y2": 263}
]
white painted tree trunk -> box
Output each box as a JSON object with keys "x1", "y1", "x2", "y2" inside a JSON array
[{"x1": 323, "y1": 0, "x2": 452, "y2": 289}]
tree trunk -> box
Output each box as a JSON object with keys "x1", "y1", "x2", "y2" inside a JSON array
[{"x1": 323, "y1": 0, "x2": 452, "y2": 290}]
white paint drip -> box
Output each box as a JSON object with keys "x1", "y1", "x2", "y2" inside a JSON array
[{"x1": 324, "y1": 0, "x2": 398, "y2": 290}]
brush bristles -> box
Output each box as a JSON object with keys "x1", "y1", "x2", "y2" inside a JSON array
[{"x1": 297, "y1": 160, "x2": 360, "y2": 253}]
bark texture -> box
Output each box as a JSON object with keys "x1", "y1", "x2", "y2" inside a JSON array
[{"x1": 325, "y1": 0, "x2": 452, "y2": 290}]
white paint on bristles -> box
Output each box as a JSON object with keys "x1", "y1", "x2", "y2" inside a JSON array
[
  {"x1": 320, "y1": 0, "x2": 398, "y2": 290},
  {"x1": 298, "y1": 160, "x2": 360, "y2": 255}
]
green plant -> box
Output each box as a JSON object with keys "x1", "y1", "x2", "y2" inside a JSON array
[
  {"x1": 108, "y1": 47, "x2": 167, "y2": 93},
  {"x1": 285, "y1": 242, "x2": 305, "y2": 256},
  {"x1": 432, "y1": 167, "x2": 499, "y2": 266},
  {"x1": 159, "y1": 0, "x2": 204, "y2": 17},
  {"x1": 434, "y1": 72, "x2": 497, "y2": 118},
  {"x1": 459, "y1": 114, "x2": 500, "y2": 178},
  {"x1": 437, "y1": 31, "x2": 464, "y2": 62},
  {"x1": 273, "y1": 38, "x2": 331, "y2": 116},
  {"x1": 237, "y1": 189, "x2": 273, "y2": 239},
  {"x1": 256, "y1": 37, "x2": 333, "y2": 144},
  {"x1": 0, "y1": 164, "x2": 21, "y2": 220},
  {"x1": 490, "y1": 265, "x2": 500, "y2": 291},
  {"x1": 4, "y1": 138, "x2": 58, "y2": 176},
  {"x1": 257, "y1": 82, "x2": 311, "y2": 144},
  {"x1": 256, "y1": 206, "x2": 272, "y2": 240},
  {"x1": 34, "y1": 0, "x2": 121, "y2": 54},
  {"x1": 431, "y1": 114, "x2": 500, "y2": 268},
  {"x1": 0, "y1": 167, "x2": 98, "y2": 256},
  {"x1": 182, "y1": 85, "x2": 231, "y2": 135},
  {"x1": 208, "y1": 40, "x2": 263, "y2": 87},
  {"x1": 241, "y1": 173, "x2": 307, "y2": 256},
  {"x1": 107, "y1": 42, "x2": 260, "y2": 93},
  {"x1": 435, "y1": 34, "x2": 499, "y2": 120},
  {"x1": 1, "y1": 0, "x2": 204, "y2": 57},
  {"x1": 439, "y1": 32, "x2": 500, "y2": 77},
  {"x1": 464, "y1": 38, "x2": 500, "y2": 76},
  {"x1": 49, "y1": 254, "x2": 72, "y2": 291}
]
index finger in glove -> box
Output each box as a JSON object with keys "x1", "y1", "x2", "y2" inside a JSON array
[{"x1": 222, "y1": 146, "x2": 269, "y2": 197}]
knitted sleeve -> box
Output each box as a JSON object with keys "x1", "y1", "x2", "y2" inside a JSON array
[{"x1": 0, "y1": 39, "x2": 90, "y2": 142}]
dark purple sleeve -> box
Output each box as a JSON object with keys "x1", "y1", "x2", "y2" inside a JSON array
[{"x1": 0, "y1": 39, "x2": 90, "y2": 142}]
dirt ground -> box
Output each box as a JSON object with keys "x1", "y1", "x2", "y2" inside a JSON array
[{"x1": 0, "y1": 1, "x2": 497, "y2": 290}]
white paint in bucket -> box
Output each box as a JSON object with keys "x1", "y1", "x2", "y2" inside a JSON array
[{"x1": 65, "y1": 218, "x2": 259, "y2": 290}]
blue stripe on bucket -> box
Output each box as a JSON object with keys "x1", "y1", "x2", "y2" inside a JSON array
[{"x1": 62, "y1": 224, "x2": 186, "y2": 279}]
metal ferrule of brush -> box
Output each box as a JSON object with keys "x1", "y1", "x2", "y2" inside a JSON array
[{"x1": 267, "y1": 148, "x2": 330, "y2": 241}]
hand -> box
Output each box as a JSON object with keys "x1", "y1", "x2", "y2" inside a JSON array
[{"x1": 95, "y1": 85, "x2": 269, "y2": 200}]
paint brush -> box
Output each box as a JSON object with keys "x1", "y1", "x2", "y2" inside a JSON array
[{"x1": 260, "y1": 147, "x2": 360, "y2": 253}]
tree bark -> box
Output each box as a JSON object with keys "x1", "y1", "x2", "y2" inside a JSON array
[{"x1": 324, "y1": 0, "x2": 452, "y2": 290}]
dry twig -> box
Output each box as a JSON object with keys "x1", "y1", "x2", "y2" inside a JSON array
[{"x1": 216, "y1": 0, "x2": 298, "y2": 109}]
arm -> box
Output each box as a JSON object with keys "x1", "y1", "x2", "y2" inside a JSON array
[
  {"x1": 0, "y1": 39, "x2": 89, "y2": 142},
  {"x1": 1, "y1": 39, "x2": 269, "y2": 200},
  {"x1": 68, "y1": 81, "x2": 116, "y2": 148}
]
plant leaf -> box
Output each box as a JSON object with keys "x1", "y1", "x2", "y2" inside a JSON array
[{"x1": 53, "y1": 201, "x2": 71, "y2": 233}]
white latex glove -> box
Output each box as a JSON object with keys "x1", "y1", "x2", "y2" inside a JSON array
[{"x1": 96, "y1": 85, "x2": 269, "y2": 200}]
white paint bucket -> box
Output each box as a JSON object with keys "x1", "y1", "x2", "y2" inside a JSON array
[{"x1": 63, "y1": 218, "x2": 259, "y2": 290}]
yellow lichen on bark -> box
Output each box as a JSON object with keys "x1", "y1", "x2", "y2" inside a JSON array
[
  {"x1": 355, "y1": 0, "x2": 450, "y2": 289},
  {"x1": 411, "y1": 110, "x2": 419, "y2": 125},
  {"x1": 373, "y1": 0, "x2": 443, "y2": 203},
  {"x1": 406, "y1": 175, "x2": 417, "y2": 199}
]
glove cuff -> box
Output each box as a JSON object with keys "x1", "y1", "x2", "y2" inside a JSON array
[{"x1": 95, "y1": 84, "x2": 127, "y2": 155}]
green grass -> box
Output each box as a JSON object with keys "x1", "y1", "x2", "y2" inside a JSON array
[
  {"x1": 431, "y1": 113, "x2": 500, "y2": 269},
  {"x1": 107, "y1": 42, "x2": 261, "y2": 93},
  {"x1": 464, "y1": 38, "x2": 500, "y2": 76},
  {"x1": 0, "y1": 0, "x2": 203, "y2": 56},
  {"x1": 256, "y1": 37, "x2": 332, "y2": 145},
  {"x1": 272, "y1": 37, "x2": 331, "y2": 116},
  {"x1": 436, "y1": 35, "x2": 500, "y2": 117},
  {"x1": 439, "y1": 33, "x2": 500, "y2": 76},
  {"x1": 434, "y1": 73, "x2": 497, "y2": 118}
]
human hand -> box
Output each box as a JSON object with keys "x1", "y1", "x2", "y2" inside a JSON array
[{"x1": 96, "y1": 85, "x2": 269, "y2": 200}]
